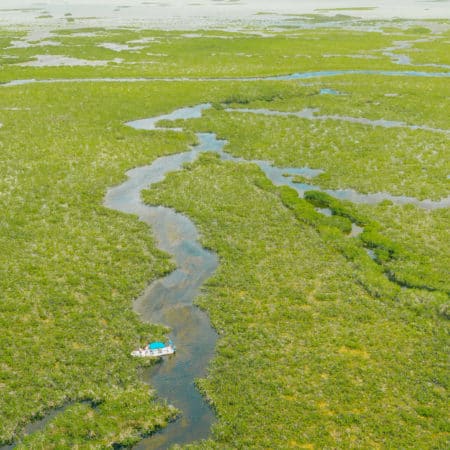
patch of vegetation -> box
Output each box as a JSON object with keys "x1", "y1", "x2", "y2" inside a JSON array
[
  {"x1": 404, "y1": 26, "x2": 432, "y2": 34},
  {"x1": 303, "y1": 191, "x2": 450, "y2": 293},
  {"x1": 223, "y1": 75, "x2": 450, "y2": 129},
  {"x1": 315, "y1": 7, "x2": 377, "y2": 11},
  {"x1": 357, "y1": 202, "x2": 450, "y2": 293},
  {"x1": 0, "y1": 27, "x2": 404, "y2": 81},
  {"x1": 284, "y1": 14, "x2": 358, "y2": 23},
  {"x1": 399, "y1": 36, "x2": 450, "y2": 65},
  {"x1": 290, "y1": 174, "x2": 313, "y2": 184},
  {"x1": 16, "y1": 389, "x2": 176, "y2": 448}
]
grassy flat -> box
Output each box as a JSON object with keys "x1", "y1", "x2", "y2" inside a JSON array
[
  {"x1": 0, "y1": 27, "x2": 433, "y2": 82},
  {"x1": 0, "y1": 17, "x2": 449, "y2": 448}
]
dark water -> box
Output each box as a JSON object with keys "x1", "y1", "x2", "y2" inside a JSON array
[{"x1": 1, "y1": 402, "x2": 92, "y2": 449}]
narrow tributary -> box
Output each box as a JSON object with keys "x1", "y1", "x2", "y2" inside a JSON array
[
  {"x1": 104, "y1": 116, "x2": 219, "y2": 449},
  {"x1": 2, "y1": 68, "x2": 450, "y2": 87}
]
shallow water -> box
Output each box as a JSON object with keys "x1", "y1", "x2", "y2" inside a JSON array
[
  {"x1": 2, "y1": 0, "x2": 449, "y2": 29},
  {"x1": 98, "y1": 42, "x2": 145, "y2": 52},
  {"x1": 7, "y1": 39, "x2": 61, "y2": 49},
  {"x1": 227, "y1": 107, "x2": 450, "y2": 134},
  {"x1": 350, "y1": 223, "x2": 364, "y2": 238},
  {"x1": 316, "y1": 208, "x2": 365, "y2": 237},
  {"x1": 316, "y1": 207, "x2": 333, "y2": 216},
  {"x1": 382, "y1": 38, "x2": 450, "y2": 70},
  {"x1": 320, "y1": 88, "x2": 340, "y2": 95},
  {"x1": 17, "y1": 54, "x2": 123, "y2": 67}
]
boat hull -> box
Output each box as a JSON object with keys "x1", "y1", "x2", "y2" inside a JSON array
[{"x1": 131, "y1": 346, "x2": 175, "y2": 357}]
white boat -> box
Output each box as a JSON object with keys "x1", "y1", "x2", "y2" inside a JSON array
[{"x1": 131, "y1": 341, "x2": 176, "y2": 358}]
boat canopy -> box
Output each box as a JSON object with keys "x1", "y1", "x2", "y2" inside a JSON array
[{"x1": 149, "y1": 342, "x2": 166, "y2": 350}]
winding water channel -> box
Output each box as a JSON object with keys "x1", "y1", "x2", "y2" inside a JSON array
[
  {"x1": 127, "y1": 103, "x2": 449, "y2": 210},
  {"x1": 226, "y1": 107, "x2": 450, "y2": 134},
  {"x1": 104, "y1": 129, "x2": 219, "y2": 449}
]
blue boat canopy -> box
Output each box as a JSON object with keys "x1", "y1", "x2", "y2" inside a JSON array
[{"x1": 149, "y1": 342, "x2": 166, "y2": 350}]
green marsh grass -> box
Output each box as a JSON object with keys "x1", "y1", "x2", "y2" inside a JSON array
[
  {"x1": 143, "y1": 153, "x2": 448, "y2": 448},
  {"x1": 303, "y1": 191, "x2": 449, "y2": 294},
  {"x1": 225, "y1": 75, "x2": 450, "y2": 130},
  {"x1": 0, "y1": 20, "x2": 449, "y2": 447},
  {"x1": 0, "y1": 27, "x2": 414, "y2": 82},
  {"x1": 399, "y1": 36, "x2": 450, "y2": 66}
]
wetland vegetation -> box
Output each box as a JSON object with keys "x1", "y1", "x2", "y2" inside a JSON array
[
  {"x1": 0, "y1": 10, "x2": 449, "y2": 449},
  {"x1": 143, "y1": 153, "x2": 448, "y2": 448}
]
